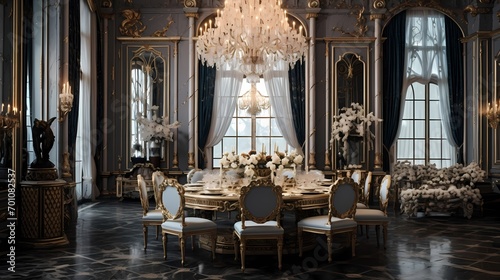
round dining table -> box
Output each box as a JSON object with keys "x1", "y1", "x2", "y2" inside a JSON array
[{"x1": 183, "y1": 182, "x2": 332, "y2": 255}]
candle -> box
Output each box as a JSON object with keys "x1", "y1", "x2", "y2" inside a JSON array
[
  {"x1": 7, "y1": 104, "x2": 10, "y2": 114},
  {"x1": 262, "y1": 143, "x2": 265, "y2": 154},
  {"x1": 1, "y1": 103, "x2": 3, "y2": 113}
]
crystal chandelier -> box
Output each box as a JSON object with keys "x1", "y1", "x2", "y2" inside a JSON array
[
  {"x1": 196, "y1": 0, "x2": 307, "y2": 83},
  {"x1": 238, "y1": 83, "x2": 270, "y2": 115}
]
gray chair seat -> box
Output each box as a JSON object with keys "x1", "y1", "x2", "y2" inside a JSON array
[
  {"x1": 162, "y1": 217, "x2": 217, "y2": 232},
  {"x1": 234, "y1": 221, "x2": 284, "y2": 236},
  {"x1": 297, "y1": 216, "x2": 357, "y2": 230}
]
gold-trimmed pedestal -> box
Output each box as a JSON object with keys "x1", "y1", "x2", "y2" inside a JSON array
[{"x1": 19, "y1": 179, "x2": 69, "y2": 248}]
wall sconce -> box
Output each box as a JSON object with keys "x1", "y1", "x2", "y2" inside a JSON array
[
  {"x1": 487, "y1": 101, "x2": 500, "y2": 129},
  {"x1": 0, "y1": 103, "x2": 20, "y2": 130},
  {"x1": 59, "y1": 82, "x2": 74, "y2": 121}
]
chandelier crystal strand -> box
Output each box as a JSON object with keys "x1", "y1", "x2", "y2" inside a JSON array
[{"x1": 196, "y1": 0, "x2": 307, "y2": 83}]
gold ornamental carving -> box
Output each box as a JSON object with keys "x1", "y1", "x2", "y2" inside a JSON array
[
  {"x1": 308, "y1": 0, "x2": 320, "y2": 8},
  {"x1": 373, "y1": 0, "x2": 386, "y2": 9},
  {"x1": 333, "y1": 6, "x2": 368, "y2": 37},
  {"x1": 463, "y1": 5, "x2": 492, "y2": 24},
  {"x1": 119, "y1": 9, "x2": 146, "y2": 38},
  {"x1": 184, "y1": 0, "x2": 197, "y2": 8},
  {"x1": 152, "y1": 16, "x2": 174, "y2": 37}
]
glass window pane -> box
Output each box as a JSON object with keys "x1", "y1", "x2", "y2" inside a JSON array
[
  {"x1": 256, "y1": 118, "x2": 271, "y2": 136},
  {"x1": 413, "y1": 82, "x2": 425, "y2": 99},
  {"x1": 414, "y1": 120, "x2": 425, "y2": 138},
  {"x1": 403, "y1": 101, "x2": 414, "y2": 119},
  {"x1": 270, "y1": 119, "x2": 282, "y2": 136},
  {"x1": 237, "y1": 137, "x2": 252, "y2": 154},
  {"x1": 429, "y1": 83, "x2": 439, "y2": 100},
  {"x1": 414, "y1": 140, "x2": 425, "y2": 158},
  {"x1": 399, "y1": 120, "x2": 413, "y2": 138},
  {"x1": 414, "y1": 101, "x2": 425, "y2": 119},
  {"x1": 414, "y1": 159, "x2": 425, "y2": 165},
  {"x1": 429, "y1": 140, "x2": 441, "y2": 157},
  {"x1": 397, "y1": 140, "x2": 413, "y2": 158},
  {"x1": 238, "y1": 118, "x2": 251, "y2": 136},
  {"x1": 429, "y1": 120, "x2": 442, "y2": 138},
  {"x1": 429, "y1": 100, "x2": 440, "y2": 119},
  {"x1": 225, "y1": 118, "x2": 237, "y2": 136},
  {"x1": 213, "y1": 142, "x2": 222, "y2": 158},
  {"x1": 223, "y1": 138, "x2": 237, "y2": 154},
  {"x1": 441, "y1": 141, "x2": 452, "y2": 158}
]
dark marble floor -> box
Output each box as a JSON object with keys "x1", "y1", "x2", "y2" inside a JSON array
[{"x1": 2, "y1": 197, "x2": 500, "y2": 280}]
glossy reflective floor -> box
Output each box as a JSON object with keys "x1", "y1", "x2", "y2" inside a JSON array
[{"x1": 3, "y1": 197, "x2": 500, "y2": 280}]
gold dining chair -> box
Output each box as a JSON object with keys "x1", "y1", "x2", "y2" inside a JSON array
[
  {"x1": 354, "y1": 174, "x2": 391, "y2": 248},
  {"x1": 137, "y1": 174, "x2": 163, "y2": 250},
  {"x1": 357, "y1": 171, "x2": 372, "y2": 209},
  {"x1": 297, "y1": 177, "x2": 359, "y2": 262},
  {"x1": 158, "y1": 178, "x2": 217, "y2": 265},
  {"x1": 233, "y1": 179, "x2": 284, "y2": 272}
]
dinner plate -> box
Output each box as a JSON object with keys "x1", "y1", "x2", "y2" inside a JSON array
[
  {"x1": 184, "y1": 183, "x2": 204, "y2": 187},
  {"x1": 199, "y1": 191, "x2": 224, "y2": 195},
  {"x1": 184, "y1": 186, "x2": 204, "y2": 192}
]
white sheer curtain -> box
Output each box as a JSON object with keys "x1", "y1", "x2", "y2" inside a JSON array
[
  {"x1": 204, "y1": 60, "x2": 243, "y2": 168},
  {"x1": 263, "y1": 60, "x2": 303, "y2": 154},
  {"x1": 76, "y1": 0, "x2": 99, "y2": 200},
  {"x1": 399, "y1": 9, "x2": 456, "y2": 164}
]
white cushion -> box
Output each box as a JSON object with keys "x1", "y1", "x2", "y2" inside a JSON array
[
  {"x1": 297, "y1": 215, "x2": 357, "y2": 231},
  {"x1": 234, "y1": 221, "x2": 284, "y2": 236},
  {"x1": 143, "y1": 209, "x2": 163, "y2": 221},
  {"x1": 356, "y1": 203, "x2": 368, "y2": 209},
  {"x1": 162, "y1": 217, "x2": 216, "y2": 233},
  {"x1": 355, "y1": 209, "x2": 390, "y2": 221}
]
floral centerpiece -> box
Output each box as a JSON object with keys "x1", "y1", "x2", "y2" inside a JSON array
[
  {"x1": 394, "y1": 161, "x2": 485, "y2": 218},
  {"x1": 266, "y1": 149, "x2": 304, "y2": 181},
  {"x1": 329, "y1": 102, "x2": 382, "y2": 159},
  {"x1": 220, "y1": 150, "x2": 272, "y2": 179}
]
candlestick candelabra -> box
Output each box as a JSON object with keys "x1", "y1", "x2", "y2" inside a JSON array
[
  {"x1": 0, "y1": 104, "x2": 20, "y2": 131},
  {"x1": 487, "y1": 101, "x2": 500, "y2": 129}
]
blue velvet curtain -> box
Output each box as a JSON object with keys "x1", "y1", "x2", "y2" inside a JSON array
[
  {"x1": 382, "y1": 11, "x2": 406, "y2": 172},
  {"x1": 288, "y1": 60, "x2": 306, "y2": 149},
  {"x1": 444, "y1": 16, "x2": 464, "y2": 164},
  {"x1": 197, "y1": 61, "x2": 216, "y2": 169},
  {"x1": 67, "y1": 0, "x2": 80, "y2": 157}
]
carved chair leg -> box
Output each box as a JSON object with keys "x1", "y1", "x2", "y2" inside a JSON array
[
  {"x1": 351, "y1": 230, "x2": 357, "y2": 257},
  {"x1": 180, "y1": 236, "x2": 185, "y2": 266},
  {"x1": 143, "y1": 225, "x2": 148, "y2": 250},
  {"x1": 211, "y1": 232, "x2": 216, "y2": 260},
  {"x1": 240, "y1": 238, "x2": 246, "y2": 272},
  {"x1": 162, "y1": 232, "x2": 167, "y2": 260},
  {"x1": 327, "y1": 233, "x2": 333, "y2": 263},
  {"x1": 297, "y1": 228, "x2": 303, "y2": 257},
  {"x1": 277, "y1": 236, "x2": 283, "y2": 270},
  {"x1": 233, "y1": 232, "x2": 239, "y2": 261}
]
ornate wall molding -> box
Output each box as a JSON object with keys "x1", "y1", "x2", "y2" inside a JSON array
[
  {"x1": 119, "y1": 9, "x2": 146, "y2": 37},
  {"x1": 463, "y1": 5, "x2": 492, "y2": 24}
]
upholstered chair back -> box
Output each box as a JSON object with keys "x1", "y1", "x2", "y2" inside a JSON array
[
  {"x1": 152, "y1": 171, "x2": 165, "y2": 209},
  {"x1": 158, "y1": 178, "x2": 185, "y2": 224},
  {"x1": 328, "y1": 177, "x2": 358, "y2": 221},
  {"x1": 379, "y1": 175, "x2": 392, "y2": 214},
  {"x1": 351, "y1": 170, "x2": 362, "y2": 185},
  {"x1": 362, "y1": 172, "x2": 373, "y2": 204},
  {"x1": 239, "y1": 179, "x2": 283, "y2": 228},
  {"x1": 187, "y1": 169, "x2": 205, "y2": 183},
  {"x1": 137, "y1": 174, "x2": 149, "y2": 215}
]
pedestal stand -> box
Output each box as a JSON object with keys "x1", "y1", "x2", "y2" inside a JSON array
[{"x1": 20, "y1": 168, "x2": 68, "y2": 248}]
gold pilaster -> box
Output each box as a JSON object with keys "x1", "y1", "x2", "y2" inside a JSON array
[{"x1": 188, "y1": 152, "x2": 195, "y2": 169}]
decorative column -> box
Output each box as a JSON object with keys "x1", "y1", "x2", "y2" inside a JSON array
[
  {"x1": 59, "y1": 0, "x2": 71, "y2": 181},
  {"x1": 306, "y1": 4, "x2": 321, "y2": 171},
  {"x1": 324, "y1": 41, "x2": 331, "y2": 170},
  {"x1": 370, "y1": 1, "x2": 386, "y2": 171},
  {"x1": 184, "y1": 2, "x2": 198, "y2": 170},
  {"x1": 172, "y1": 40, "x2": 180, "y2": 169}
]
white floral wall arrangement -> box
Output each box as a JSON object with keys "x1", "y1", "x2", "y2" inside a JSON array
[{"x1": 394, "y1": 161, "x2": 485, "y2": 219}]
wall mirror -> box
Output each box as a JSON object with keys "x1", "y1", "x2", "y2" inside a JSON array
[
  {"x1": 127, "y1": 45, "x2": 169, "y2": 166},
  {"x1": 333, "y1": 52, "x2": 366, "y2": 168}
]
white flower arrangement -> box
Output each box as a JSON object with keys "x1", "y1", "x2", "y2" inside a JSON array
[
  {"x1": 329, "y1": 102, "x2": 382, "y2": 158},
  {"x1": 136, "y1": 105, "x2": 180, "y2": 142},
  {"x1": 266, "y1": 149, "x2": 304, "y2": 172},
  {"x1": 220, "y1": 151, "x2": 271, "y2": 179},
  {"x1": 394, "y1": 161, "x2": 485, "y2": 219}
]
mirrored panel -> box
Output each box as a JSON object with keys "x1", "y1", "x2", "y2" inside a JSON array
[
  {"x1": 127, "y1": 45, "x2": 168, "y2": 166},
  {"x1": 333, "y1": 52, "x2": 366, "y2": 169}
]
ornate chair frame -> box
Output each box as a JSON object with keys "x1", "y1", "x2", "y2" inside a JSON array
[
  {"x1": 233, "y1": 179, "x2": 284, "y2": 272},
  {"x1": 158, "y1": 178, "x2": 217, "y2": 265},
  {"x1": 297, "y1": 177, "x2": 359, "y2": 262},
  {"x1": 137, "y1": 174, "x2": 163, "y2": 250}
]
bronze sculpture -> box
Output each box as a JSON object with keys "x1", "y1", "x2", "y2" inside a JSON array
[{"x1": 31, "y1": 117, "x2": 56, "y2": 168}]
